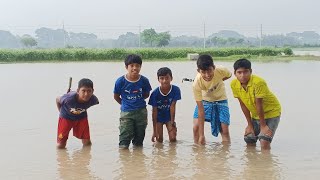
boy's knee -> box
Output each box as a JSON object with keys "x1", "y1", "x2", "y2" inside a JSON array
[
  {"x1": 193, "y1": 125, "x2": 199, "y2": 133},
  {"x1": 82, "y1": 139, "x2": 92, "y2": 146},
  {"x1": 57, "y1": 143, "x2": 66, "y2": 149},
  {"x1": 260, "y1": 139, "x2": 271, "y2": 150},
  {"x1": 221, "y1": 130, "x2": 230, "y2": 137},
  {"x1": 157, "y1": 137, "x2": 163, "y2": 143},
  {"x1": 169, "y1": 137, "x2": 176, "y2": 142}
]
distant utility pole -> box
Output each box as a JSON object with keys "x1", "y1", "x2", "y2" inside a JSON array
[
  {"x1": 203, "y1": 22, "x2": 206, "y2": 48},
  {"x1": 139, "y1": 25, "x2": 141, "y2": 48},
  {"x1": 63, "y1": 21, "x2": 66, "y2": 48},
  {"x1": 260, "y1": 24, "x2": 262, "y2": 48}
]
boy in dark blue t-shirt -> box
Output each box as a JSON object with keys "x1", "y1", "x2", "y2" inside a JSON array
[
  {"x1": 113, "y1": 54, "x2": 152, "y2": 149},
  {"x1": 56, "y1": 78, "x2": 99, "y2": 149},
  {"x1": 148, "y1": 67, "x2": 181, "y2": 143}
]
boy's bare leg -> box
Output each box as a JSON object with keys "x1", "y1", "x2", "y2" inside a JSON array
[
  {"x1": 220, "y1": 123, "x2": 231, "y2": 143},
  {"x1": 193, "y1": 119, "x2": 199, "y2": 144},
  {"x1": 156, "y1": 123, "x2": 164, "y2": 143},
  {"x1": 260, "y1": 139, "x2": 271, "y2": 150},
  {"x1": 166, "y1": 122, "x2": 177, "y2": 142},
  {"x1": 82, "y1": 139, "x2": 92, "y2": 146}
]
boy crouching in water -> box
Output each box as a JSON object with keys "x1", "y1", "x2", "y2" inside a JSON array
[
  {"x1": 192, "y1": 55, "x2": 232, "y2": 145},
  {"x1": 56, "y1": 78, "x2": 99, "y2": 149},
  {"x1": 231, "y1": 59, "x2": 281, "y2": 150},
  {"x1": 148, "y1": 67, "x2": 181, "y2": 143}
]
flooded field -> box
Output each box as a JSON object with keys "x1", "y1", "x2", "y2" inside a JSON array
[{"x1": 1, "y1": 60, "x2": 320, "y2": 179}]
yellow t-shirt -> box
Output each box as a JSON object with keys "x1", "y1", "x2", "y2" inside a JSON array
[
  {"x1": 193, "y1": 66, "x2": 232, "y2": 102},
  {"x1": 230, "y1": 75, "x2": 281, "y2": 119}
]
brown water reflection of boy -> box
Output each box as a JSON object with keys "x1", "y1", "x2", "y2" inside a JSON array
[{"x1": 56, "y1": 147, "x2": 98, "y2": 179}]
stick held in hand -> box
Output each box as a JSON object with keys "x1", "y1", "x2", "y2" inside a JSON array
[{"x1": 67, "y1": 77, "x2": 72, "y2": 93}]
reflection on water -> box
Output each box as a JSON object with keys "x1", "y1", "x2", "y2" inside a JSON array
[
  {"x1": 240, "y1": 147, "x2": 281, "y2": 180},
  {"x1": 116, "y1": 148, "x2": 149, "y2": 179},
  {"x1": 191, "y1": 143, "x2": 231, "y2": 179},
  {"x1": 57, "y1": 147, "x2": 98, "y2": 180},
  {"x1": 149, "y1": 143, "x2": 179, "y2": 179}
]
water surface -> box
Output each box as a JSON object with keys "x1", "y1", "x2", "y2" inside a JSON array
[{"x1": 1, "y1": 60, "x2": 320, "y2": 179}]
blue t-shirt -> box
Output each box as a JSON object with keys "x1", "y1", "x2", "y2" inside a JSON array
[
  {"x1": 148, "y1": 85, "x2": 181, "y2": 123},
  {"x1": 59, "y1": 91, "x2": 99, "y2": 121},
  {"x1": 113, "y1": 75, "x2": 152, "y2": 112}
]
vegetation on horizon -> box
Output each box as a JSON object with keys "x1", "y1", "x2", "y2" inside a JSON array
[{"x1": 0, "y1": 47, "x2": 293, "y2": 63}]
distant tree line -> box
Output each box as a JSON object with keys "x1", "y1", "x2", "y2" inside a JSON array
[{"x1": 1, "y1": 28, "x2": 320, "y2": 49}]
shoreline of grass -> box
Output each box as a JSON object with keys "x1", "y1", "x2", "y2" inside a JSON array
[
  {"x1": 0, "y1": 47, "x2": 294, "y2": 63},
  {"x1": 1, "y1": 55, "x2": 319, "y2": 64}
]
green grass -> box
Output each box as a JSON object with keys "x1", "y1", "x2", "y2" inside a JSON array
[{"x1": 2, "y1": 47, "x2": 318, "y2": 63}]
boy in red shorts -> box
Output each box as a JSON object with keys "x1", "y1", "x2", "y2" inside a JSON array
[{"x1": 56, "y1": 78, "x2": 99, "y2": 149}]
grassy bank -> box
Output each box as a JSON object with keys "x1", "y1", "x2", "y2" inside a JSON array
[{"x1": 0, "y1": 47, "x2": 294, "y2": 63}]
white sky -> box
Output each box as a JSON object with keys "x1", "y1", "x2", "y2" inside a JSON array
[{"x1": 0, "y1": 0, "x2": 319, "y2": 39}]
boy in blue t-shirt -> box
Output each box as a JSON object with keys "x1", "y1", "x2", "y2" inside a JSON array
[
  {"x1": 114, "y1": 54, "x2": 152, "y2": 149},
  {"x1": 56, "y1": 78, "x2": 99, "y2": 149},
  {"x1": 148, "y1": 67, "x2": 181, "y2": 143}
]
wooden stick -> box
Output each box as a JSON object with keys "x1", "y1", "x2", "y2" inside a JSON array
[{"x1": 67, "y1": 77, "x2": 72, "y2": 93}]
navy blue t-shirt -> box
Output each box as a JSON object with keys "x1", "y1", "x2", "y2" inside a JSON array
[
  {"x1": 113, "y1": 75, "x2": 152, "y2": 112},
  {"x1": 59, "y1": 91, "x2": 99, "y2": 121},
  {"x1": 148, "y1": 85, "x2": 181, "y2": 123}
]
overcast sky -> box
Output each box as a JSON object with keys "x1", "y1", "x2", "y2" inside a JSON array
[{"x1": 0, "y1": 0, "x2": 319, "y2": 38}]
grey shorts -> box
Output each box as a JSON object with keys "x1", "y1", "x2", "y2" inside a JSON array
[{"x1": 244, "y1": 116, "x2": 280, "y2": 143}]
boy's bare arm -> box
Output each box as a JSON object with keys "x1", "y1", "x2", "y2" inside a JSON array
[
  {"x1": 238, "y1": 98, "x2": 251, "y2": 122},
  {"x1": 255, "y1": 98, "x2": 266, "y2": 125},
  {"x1": 151, "y1": 107, "x2": 158, "y2": 142},
  {"x1": 56, "y1": 96, "x2": 61, "y2": 112},
  {"x1": 170, "y1": 101, "x2": 177, "y2": 123},
  {"x1": 143, "y1": 92, "x2": 150, "y2": 99},
  {"x1": 255, "y1": 98, "x2": 272, "y2": 136},
  {"x1": 238, "y1": 98, "x2": 254, "y2": 135},
  {"x1": 196, "y1": 101, "x2": 205, "y2": 137},
  {"x1": 114, "y1": 93, "x2": 122, "y2": 105},
  {"x1": 222, "y1": 74, "x2": 232, "y2": 81}
]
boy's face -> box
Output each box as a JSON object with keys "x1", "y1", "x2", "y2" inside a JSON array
[
  {"x1": 77, "y1": 86, "x2": 94, "y2": 103},
  {"x1": 158, "y1": 74, "x2": 172, "y2": 88},
  {"x1": 126, "y1": 63, "x2": 141, "y2": 77},
  {"x1": 234, "y1": 68, "x2": 252, "y2": 84},
  {"x1": 198, "y1": 66, "x2": 215, "y2": 82}
]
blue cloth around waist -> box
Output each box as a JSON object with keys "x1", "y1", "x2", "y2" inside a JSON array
[{"x1": 193, "y1": 100, "x2": 230, "y2": 137}]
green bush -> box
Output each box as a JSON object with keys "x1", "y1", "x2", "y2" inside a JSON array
[{"x1": 0, "y1": 47, "x2": 292, "y2": 62}]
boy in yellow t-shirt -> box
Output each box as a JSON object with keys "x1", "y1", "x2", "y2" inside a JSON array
[
  {"x1": 230, "y1": 59, "x2": 281, "y2": 150},
  {"x1": 193, "y1": 54, "x2": 232, "y2": 145}
]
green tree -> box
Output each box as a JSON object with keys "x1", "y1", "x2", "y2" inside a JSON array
[
  {"x1": 20, "y1": 34, "x2": 37, "y2": 48},
  {"x1": 141, "y1": 28, "x2": 157, "y2": 47},
  {"x1": 156, "y1": 32, "x2": 171, "y2": 47}
]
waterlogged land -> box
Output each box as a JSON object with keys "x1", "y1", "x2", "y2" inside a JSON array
[
  {"x1": 0, "y1": 47, "x2": 294, "y2": 63},
  {"x1": 1, "y1": 61, "x2": 320, "y2": 179}
]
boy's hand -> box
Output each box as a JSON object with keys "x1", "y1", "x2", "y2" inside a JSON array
[
  {"x1": 244, "y1": 125, "x2": 255, "y2": 136},
  {"x1": 199, "y1": 135, "x2": 206, "y2": 145},
  {"x1": 261, "y1": 125, "x2": 273, "y2": 137},
  {"x1": 151, "y1": 133, "x2": 157, "y2": 142}
]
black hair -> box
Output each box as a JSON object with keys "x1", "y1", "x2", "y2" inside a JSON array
[
  {"x1": 233, "y1": 58, "x2": 251, "y2": 71},
  {"x1": 157, "y1": 67, "x2": 172, "y2": 79},
  {"x1": 78, "y1": 78, "x2": 93, "y2": 89},
  {"x1": 197, "y1": 54, "x2": 214, "y2": 70},
  {"x1": 125, "y1": 54, "x2": 142, "y2": 66}
]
